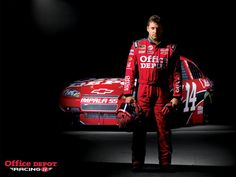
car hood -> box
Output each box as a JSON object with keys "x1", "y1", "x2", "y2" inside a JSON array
[{"x1": 66, "y1": 78, "x2": 124, "y2": 97}]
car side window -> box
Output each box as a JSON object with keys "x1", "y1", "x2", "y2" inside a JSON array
[
  {"x1": 181, "y1": 61, "x2": 189, "y2": 80},
  {"x1": 188, "y1": 61, "x2": 203, "y2": 79}
]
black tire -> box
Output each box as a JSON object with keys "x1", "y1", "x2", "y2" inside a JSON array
[
  {"x1": 203, "y1": 91, "x2": 214, "y2": 124},
  {"x1": 71, "y1": 113, "x2": 80, "y2": 130},
  {"x1": 59, "y1": 112, "x2": 80, "y2": 131}
]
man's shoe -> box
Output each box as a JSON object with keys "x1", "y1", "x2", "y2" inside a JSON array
[
  {"x1": 131, "y1": 161, "x2": 143, "y2": 172},
  {"x1": 132, "y1": 164, "x2": 143, "y2": 172},
  {"x1": 159, "y1": 165, "x2": 175, "y2": 173}
]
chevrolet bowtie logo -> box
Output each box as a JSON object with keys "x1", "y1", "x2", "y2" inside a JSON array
[{"x1": 91, "y1": 88, "x2": 114, "y2": 94}]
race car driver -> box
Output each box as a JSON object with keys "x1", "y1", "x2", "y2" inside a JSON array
[{"x1": 123, "y1": 14, "x2": 182, "y2": 172}]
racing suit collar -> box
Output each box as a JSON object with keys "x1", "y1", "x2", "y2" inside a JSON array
[{"x1": 148, "y1": 37, "x2": 161, "y2": 46}]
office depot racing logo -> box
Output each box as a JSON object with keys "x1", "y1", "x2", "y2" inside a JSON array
[{"x1": 5, "y1": 160, "x2": 58, "y2": 172}]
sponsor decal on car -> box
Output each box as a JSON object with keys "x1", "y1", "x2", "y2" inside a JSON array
[
  {"x1": 199, "y1": 78, "x2": 210, "y2": 88},
  {"x1": 91, "y1": 88, "x2": 114, "y2": 94},
  {"x1": 81, "y1": 97, "x2": 118, "y2": 104},
  {"x1": 63, "y1": 89, "x2": 80, "y2": 97},
  {"x1": 197, "y1": 105, "x2": 203, "y2": 114}
]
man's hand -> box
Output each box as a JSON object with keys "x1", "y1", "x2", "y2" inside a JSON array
[
  {"x1": 162, "y1": 98, "x2": 181, "y2": 118},
  {"x1": 125, "y1": 96, "x2": 135, "y2": 104},
  {"x1": 170, "y1": 98, "x2": 180, "y2": 107},
  {"x1": 161, "y1": 102, "x2": 172, "y2": 116}
]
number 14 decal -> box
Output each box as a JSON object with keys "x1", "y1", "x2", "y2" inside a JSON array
[{"x1": 184, "y1": 82, "x2": 197, "y2": 112}]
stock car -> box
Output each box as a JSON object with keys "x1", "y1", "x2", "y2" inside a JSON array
[{"x1": 59, "y1": 56, "x2": 214, "y2": 129}]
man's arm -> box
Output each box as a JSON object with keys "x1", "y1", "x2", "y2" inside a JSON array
[
  {"x1": 124, "y1": 42, "x2": 137, "y2": 99},
  {"x1": 170, "y1": 45, "x2": 182, "y2": 106}
]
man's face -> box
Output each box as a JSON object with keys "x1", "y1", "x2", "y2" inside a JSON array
[{"x1": 147, "y1": 22, "x2": 163, "y2": 41}]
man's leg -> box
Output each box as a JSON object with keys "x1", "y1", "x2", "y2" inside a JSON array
[
  {"x1": 154, "y1": 86, "x2": 172, "y2": 167},
  {"x1": 131, "y1": 84, "x2": 151, "y2": 171},
  {"x1": 154, "y1": 105, "x2": 172, "y2": 166},
  {"x1": 131, "y1": 121, "x2": 146, "y2": 171}
]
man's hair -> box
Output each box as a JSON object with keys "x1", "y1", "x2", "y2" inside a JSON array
[{"x1": 147, "y1": 15, "x2": 162, "y2": 26}]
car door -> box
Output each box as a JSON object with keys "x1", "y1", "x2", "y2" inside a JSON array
[{"x1": 180, "y1": 57, "x2": 208, "y2": 125}]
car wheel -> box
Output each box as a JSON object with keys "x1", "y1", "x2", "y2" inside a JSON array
[
  {"x1": 71, "y1": 113, "x2": 80, "y2": 130},
  {"x1": 203, "y1": 91, "x2": 214, "y2": 124},
  {"x1": 59, "y1": 112, "x2": 80, "y2": 131}
]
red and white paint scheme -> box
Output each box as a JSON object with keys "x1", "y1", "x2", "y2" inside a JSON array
[{"x1": 59, "y1": 56, "x2": 214, "y2": 128}]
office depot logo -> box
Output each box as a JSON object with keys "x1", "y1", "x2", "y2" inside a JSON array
[{"x1": 4, "y1": 160, "x2": 58, "y2": 172}]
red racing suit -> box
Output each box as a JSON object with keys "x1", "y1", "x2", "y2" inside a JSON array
[{"x1": 124, "y1": 38, "x2": 182, "y2": 166}]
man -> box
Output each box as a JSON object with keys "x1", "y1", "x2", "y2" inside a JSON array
[{"x1": 123, "y1": 15, "x2": 182, "y2": 172}]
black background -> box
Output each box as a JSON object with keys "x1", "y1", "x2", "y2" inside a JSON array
[{"x1": 1, "y1": 0, "x2": 235, "y2": 172}]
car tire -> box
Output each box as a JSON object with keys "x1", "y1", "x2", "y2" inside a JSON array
[
  {"x1": 71, "y1": 113, "x2": 80, "y2": 130},
  {"x1": 203, "y1": 91, "x2": 214, "y2": 124},
  {"x1": 59, "y1": 112, "x2": 80, "y2": 131}
]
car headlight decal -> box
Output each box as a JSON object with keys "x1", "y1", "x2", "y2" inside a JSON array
[{"x1": 63, "y1": 89, "x2": 80, "y2": 97}]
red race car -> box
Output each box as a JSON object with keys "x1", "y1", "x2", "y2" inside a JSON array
[{"x1": 59, "y1": 56, "x2": 214, "y2": 129}]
